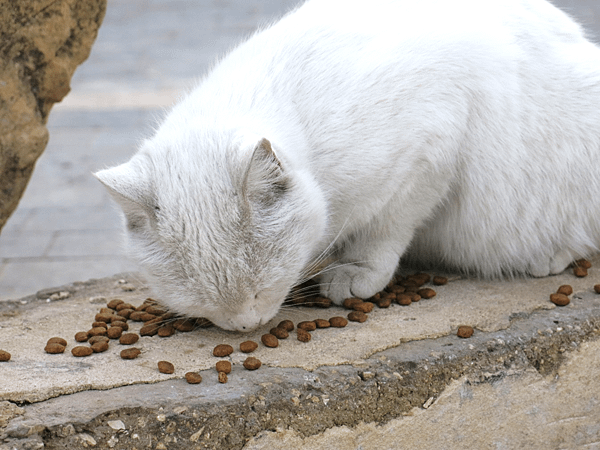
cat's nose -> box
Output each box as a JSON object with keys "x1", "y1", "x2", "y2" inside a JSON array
[{"x1": 228, "y1": 305, "x2": 262, "y2": 332}]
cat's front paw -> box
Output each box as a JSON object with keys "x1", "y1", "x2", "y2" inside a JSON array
[{"x1": 318, "y1": 263, "x2": 391, "y2": 304}]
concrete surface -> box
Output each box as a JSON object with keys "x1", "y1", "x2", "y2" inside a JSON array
[{"x1": 1, "y1": 259, "x2": 600, "y2": 449}]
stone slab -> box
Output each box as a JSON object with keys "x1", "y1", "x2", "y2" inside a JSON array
[{"x1": 1, "y1": 256, "x2": 599, "y2": 405}]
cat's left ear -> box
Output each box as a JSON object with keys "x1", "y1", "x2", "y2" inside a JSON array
[{"x1": 242, "y1": 138, "x2": 289, "y2": 204}]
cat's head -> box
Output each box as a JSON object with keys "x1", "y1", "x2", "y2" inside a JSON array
[{"x1": 95, "y1": 129, "x2": 326, "y2": 331}]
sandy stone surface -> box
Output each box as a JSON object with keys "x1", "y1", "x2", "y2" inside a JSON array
[
  {"x1": 1, "y1": 257, "x2": 598, "y2": 404},
  {"x1": 243, "y1": 338, "x2": 600, "y2": 450},
  {"x1": 0, "y1": 0, "x2": 106, "y2": 232}
]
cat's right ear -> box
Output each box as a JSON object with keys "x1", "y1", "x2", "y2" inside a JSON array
[{"x1": 94, "y1": 163, "x2": 157, "y2": 231}]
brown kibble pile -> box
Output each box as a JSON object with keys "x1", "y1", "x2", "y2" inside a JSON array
[
  {"x1": 158, "y1": 324, "x2": 176, "y2": 337},
  {"x1": 329, "y1": 316, "x2": 348, "y2": 328},
  {"x1": 457, "y1": 326, "x2": 474, "y2": 338},
  {"x1": 277, "y1": 320, "x2": 294, "y2": 331},
  {"x1": 107, "y1": 327, "x2": 123, "y2": 339},
  {"x1": 298, "y1": 321, "x2": 316, "y2": 331},
  {"x1": 158, "y1": 360, "x2": 175, "y2": 374},
  {"x1": 89, "y1": 336, "x2": 109, "y2": 345},
  {"x1": 550, "y1": 293, "x2": 570, "y2": 306},
  {"x1": 240, "y1": 341, "x2": 258, "y2": 353},
  {"x1": 45, "y1": 343, "x2": 66, "y2": 354},
  {"x1": 213, "y1": 344, "x2": 234, "y2": 357},
  {"x1": 74, "y1": 331, "x2": 89, "y2": 342},
  {"x1": 185, "y1": 372, "x2": 202, "y2": 384},
  {"x1": 417, "y1": 288, "x2": 436, "y2": 299},
  {"x1": 353, "y1": 302, "x2": 374, "y2": 313},
  {"x1": 348, "y1": 311, "x2": 368, "y2": 323},
  {"x1": 556, "y1": 285, "x2": 573, "y2": 296},
  {"x1": 261, "y1": 334, "x2": 279, "y2": 348},
  {"x1": 91, "y1": 341, "x2": 109, "y2": 353},
  {"x1": 120, "y1": 348, "x2": 141, "y2": 359},
  {"x1": 47, "y1": 337, "x2": 67, "y2": 347},
  {"x1": 297, "y1": 328, "x2": 311, "y2": 342},
  {"x1": 72, "y1": 346, "x2": 93, "y2": 357},
  {"x1": 119, "y1": 333, "x2": 139, "y2": 345},
  {"x1": 314, "y1": 319, "x2": 330, "y2": 328},
  {"x1": 0, "y1": 350, "x2": 11, "y2": 361},
  {"x1": 270, "y1": 327, "x2": 289, "y2": 339},
  {"x1": 243, "y1": 357, "x2": 262, "y2": 370},
  {"x1": 216, "y1": 360, "x2": 232, "y2": 374},
  {"x1": 218, "y1": 372, "x2": 228, "y2": 383},
  {"x1": 432, "y1": 276, "x2": 448, "y2": 285}
]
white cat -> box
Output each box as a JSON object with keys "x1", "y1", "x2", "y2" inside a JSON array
[{"x1": 95, "y1": 0, "x2": 600, "y2": 331}]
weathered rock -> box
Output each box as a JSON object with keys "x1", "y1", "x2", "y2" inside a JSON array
[{"x1": 0, "y1": 0, "x2": 106, "y2": 233}]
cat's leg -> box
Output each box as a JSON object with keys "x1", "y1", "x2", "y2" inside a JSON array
[
  {"x1": 317, "y1": 237, "x2": 401, "y2": 304},
  {"x1": 528, "y1": 248, "x2": 573, "y2": 277}
]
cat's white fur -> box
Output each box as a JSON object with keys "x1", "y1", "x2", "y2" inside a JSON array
[{"x1": 95, "y1": 0, "x2": 600, "y2": 331}]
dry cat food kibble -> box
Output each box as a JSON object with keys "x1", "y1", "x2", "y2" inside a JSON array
[
  {"x1": 342, "y1": 298, "x2": 363, "y2": 310},
  {"x1": 158, "y1": 361, "x2": 175, "y2": 374},
  {"x1": 270, "y1": 327, "x2": 289, "y2": 339},
  {"x1": 74, "y1": 331, "x2": 89, "y2": 342},
  {"x1": 573, "y1": 266, "x2": 588, "y2": 277},
  {"x1": 91, "y1": 341, "x2": 109, "y2": 353},
  {"x1": 457, "y1": 326, "x2": 474, "y2": 338},
  {"x1": 550, "y1": 293, "x2": 570, "y2": 306},
  {"x1": 47, "y1": 337, "x2": 67, "y2": 347},
  {"x1": 556, "y1": 285, "x2": 573, "y2": 296},
  {"x1": 353, "y1": 301, "x2": 374, "y2": 313},
  {"x1": 240, "y1": 341, "x2": 258, "y2": 353},
  {"x1": 116, "y1": 302, "x2": 135, "y2": 312},
  {"x1": 375, "y1": 297, "x2": 392, "y2": 308},
  {"x1": 298, "y1": 321, "x2": 317, "y2": 331},
  {"x1": 417, "y1": 288, "x2": 436, "y2": 299},
  {"x1": 129, "y1": 311, "x2": 146, "y2": 321},
  {"x1": 0, "y1": 350, "x2": 11, "y2": 361},
  {"x1": 243, "y1": 357, "x2": 262, "y2": 370},
  {"x1": 261, "y1": 334, "x2": 279, "y2": 348},
  {"x1": 94, "y1": 313, "x2": 114, "y2": 323},
  {"x1": 185, "y1": 372, "x2": 203, "y2": 384},
  {"x1": 213, "y1": 344, "x2": 234, "y2": 357},
  {"x1": 396, "y1": 294, "x2": 412, "y2": 306},
  {"x1": 72, "y1": 346, "x2": 93, "y2": 357},
  {"x1": 297, "y1": 328, "x2": 311, "y2": 342},
  {"x1": 432, "y1": 276, "x2": 448, "y2": 285},
  {"x1": 277, "y1": 320, "x2": 295, "y2": 331},
  {"x1": 120, "y1": 348, "x2": 141, "y2": 359},
  {"x1": 92, "y1": 321, "x2": 108, "y2": 329},
  {"x1": 44, "y1": 343, "x2": 66, "y2": 354},
  {"x1": 218, "y1": 372, "x2": 228, "y2": 383},
  {"x1": 158, "y1": 324, "x2": 176, "y2": 337},
  {"x1": 119, "y1": 333, "x2": 139, "y2": 345},
  {"x1": 329, "y1": 316, "x2": 348, "y2": 328},
  {"x1": 348, "y1": 311, "x2": 368, "y2": 323},
  {"x1": 117, "y1": 309, "x2": 134, "y2": 319},
  {"x1": 314, "y1": 319, "x2": 330, "y2": 328},
  {"x1": 107, "y1": 327, "x2": 123, "y2": 339},
  {"x1": 595, "y1": 284, "x2": 600, "y2": 294},
  {"x1": 89, "y1": 336, "x2": 109, "y2": 345},
  {"x1": 173, "y1": 319, "x2": 195, "y2": 332},
  {"x1": 88, "y1": 327, "x2": 108, "y2": 337},
  {"x1": 107, "y1": 299, "x2": 124, "y2": 309},
  {"x1": 216, "y1": 360, "x2": 232, "y2": 374},
  {"x1": 575, "y1": 258, "x2": 592, "y2": 269},
  {"x1": 139, "y1": 323, "x2": 160, "y2": 336}
]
